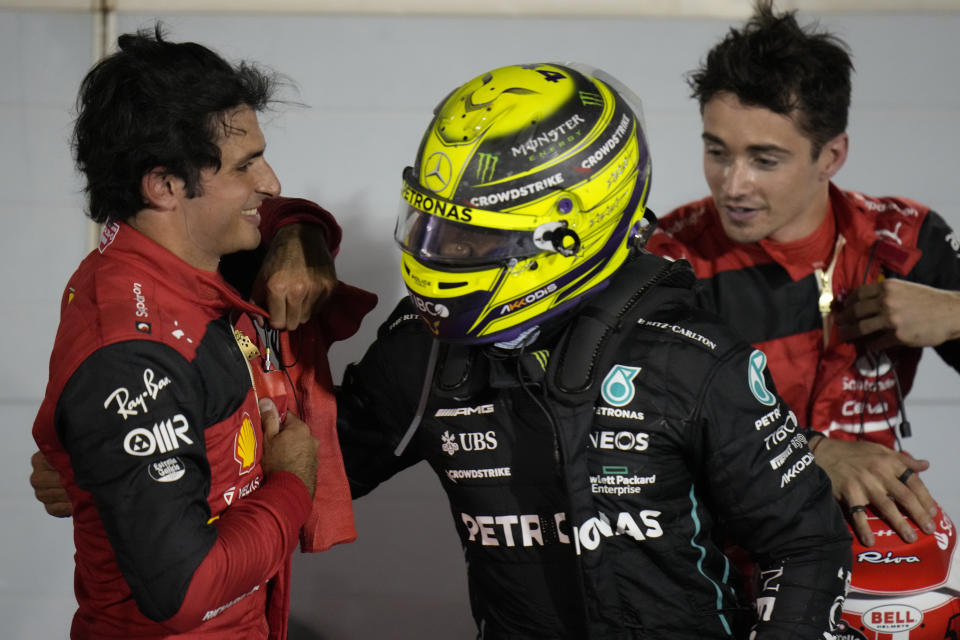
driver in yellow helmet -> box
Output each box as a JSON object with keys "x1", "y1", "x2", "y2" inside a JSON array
[
  {"x1": 29, "y1": 62, "x2": 852, "y2": 638},
  {"x1": 337, "y1": 62, "x2": 852, "y2": 638}
]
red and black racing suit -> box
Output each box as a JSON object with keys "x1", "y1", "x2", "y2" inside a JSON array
[
  {"x1": 32, "y1": 207, "x2": 332, "y2": 639},
  {"x1": 649, "y1": 184, "x2": 960, "y2": 446}
]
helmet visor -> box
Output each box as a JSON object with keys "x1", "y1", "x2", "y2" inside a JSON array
[{"x1": 395, "y1": 205, "x2": 541, "y2": 268}]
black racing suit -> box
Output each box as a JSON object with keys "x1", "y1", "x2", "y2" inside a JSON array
[{"x1": 337, "y1": 253, "x2": 852, "y2": 639}]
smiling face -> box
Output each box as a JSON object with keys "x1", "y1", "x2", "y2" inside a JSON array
[
  {"x1": 175, "y1": 105, "x2": 281, "y2": 270},
  {"x1": 701, "y1": 92, "x2": 847, "y2": 245}
]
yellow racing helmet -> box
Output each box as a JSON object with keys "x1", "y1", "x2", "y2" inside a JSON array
[{"x1": 395, "y1": 63, "x2": 653, "y2": 344}]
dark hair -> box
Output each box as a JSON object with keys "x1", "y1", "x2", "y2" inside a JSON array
[
  {"x1": 687, "y1": 0, "x2": 853, "y2": 157},
  {"x1": 72, "y1": 24, "x2": 277, "y2": 223}
]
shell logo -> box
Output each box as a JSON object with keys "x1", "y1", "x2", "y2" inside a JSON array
[{"x1": 234, "y1": 412, "x2": 257, "y2": 475}]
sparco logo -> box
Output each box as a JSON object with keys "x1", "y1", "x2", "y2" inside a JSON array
[
  {"x1": 124, "y1": 414, "x2": 193, "y2": 456},
  {"x1": 435, "y1": 404, "x2": 495, "y2": 417},
  {"x1": 441, "y1": 430, "x2": 497, "y2": 456},
  {"x1": 411, "y1": 294, "x2": 450, "y2": 318},
  {"x1": 132, "y1": 282, "x2": 149, "y2": 318}
]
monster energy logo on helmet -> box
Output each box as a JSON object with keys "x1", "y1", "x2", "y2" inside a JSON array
[
  {"x1": 579, "y1": 91, "x2": 603, "y2": 106},
  {"x1": 476, "y1": 153, "x2": 498, "y2": 183}
]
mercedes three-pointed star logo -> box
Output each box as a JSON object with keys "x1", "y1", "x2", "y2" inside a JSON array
[{"x1": 423, "y1": 152, "x2": 452, "y2": 192}]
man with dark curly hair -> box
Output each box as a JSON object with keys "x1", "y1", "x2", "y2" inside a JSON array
[
  {"x1": 650, "y1": 0, "x2": 960, "y2": 553},
  {"x1": 29, "y1": 26, "x2": 356, "y2": 639}
]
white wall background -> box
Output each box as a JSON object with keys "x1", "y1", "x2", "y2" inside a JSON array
[{"x1": 1, "y1": 6, "x2": 958, "y2": 638}]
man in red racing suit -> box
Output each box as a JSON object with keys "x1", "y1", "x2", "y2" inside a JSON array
[
  {"x1": 33, "y1": 220, "x2": 312, "y2": 638},
  {"x1": 29, "y1": 28, "x2": 373, "y2": 639},
  {"x1": 647, "y1": 4, "x2": 960, "y2": 638},
  {"x1": 652, "y1": 186, "x2": 960, "y2": 454},
  {"x1": 30, "y1": 199, "x2": 374, "y2": 640}
]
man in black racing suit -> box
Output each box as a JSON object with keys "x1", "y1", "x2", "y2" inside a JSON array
[{"x1": 335, "y1": 62, "x2": 851, "y2": 639}]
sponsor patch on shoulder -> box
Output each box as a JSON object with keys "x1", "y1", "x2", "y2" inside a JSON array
[{"x1": 748, "y1": 349, "x2": 776, "y2": 406}]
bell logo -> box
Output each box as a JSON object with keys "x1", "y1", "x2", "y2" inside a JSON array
[
  {"x1": 863, "y1": 604, "x2": 922, "y2": 633},
  {"x1": 234, "y1": 413, "x2": 257, "y2": 475}
]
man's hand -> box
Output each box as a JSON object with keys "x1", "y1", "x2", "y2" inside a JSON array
[
  {"x1": 259, "y1": 398, "x2": 318, "y2": 496},
  {"x1": 29, "y1": 450, "x2": 72, "y2": 518},
  {"x1": 835, "y1": 279, "x2": 960, "y2": 349},
  {"x1": 252, "y1": 223, "x2": 337, "y2": 330},
  {"x1": 812, "y1": 436, "x2": 937, "y2": 546}
]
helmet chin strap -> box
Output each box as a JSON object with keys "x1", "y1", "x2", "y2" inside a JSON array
[
  {"x1": 494, "y1": 325, "x2": 541, "y2": 351},
  {"x1": 393, "y1": 338, "x2": 441, "y2": 457}
]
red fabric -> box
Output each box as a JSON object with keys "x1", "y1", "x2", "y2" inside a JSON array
[
  {"x1": 292, "y1": 284, "x2": 377, "y2": 552},
  {"x1": 757, "y1": 200, "x2": 836, "y2": 272},
  {"x1": 259, "y1": 197, "x2": 343, "y2": 255},
  {"x1": 169, "y1": 473, "x2": 311, "y2": 633},
  {"x1": 35, "y1": 198, "x2": 375, "y2": 639},
  {"x1": 255, "y1": 197, "x2": 378, "y2": 553},
  {"x1": 650, "y1": 184, "x2": 929, "y2": 447}
]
